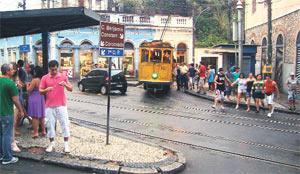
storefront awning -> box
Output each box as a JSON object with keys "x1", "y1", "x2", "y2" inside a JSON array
[{"x1": 0, "y1": 7, "x2": 100, "y2": 38}]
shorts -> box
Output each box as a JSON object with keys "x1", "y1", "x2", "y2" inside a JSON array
[
  {"x1": 225, "y1": 86, "x2": 231, "y2": 96},
  {"x1": 189, "y1": 77, "x2": 196, "y2": 84},
  {"x1": 45, "y1": 106, "x2": 70, "y2": 138},
  {"x1": 199, "y1": 77, "x2": 205, "y2": 87},
  {"x1": 246, "y1": 91, "x2": 252, "y2": 98},
  {"x1": 216, "y1": 90, "x2": 225, "y2": 101},
  {"x1": 253, "y1": 92, "x2": 265, "y2": 99},
  {"x1": 288, "y1": 90, "x2": 297, "y2": 101},
  {"x1": 238, "y1": 88, "x2": 247, "y2": 94},
  {"x1": 265, "y1": 93, "x2": 274, "y2": 105}
]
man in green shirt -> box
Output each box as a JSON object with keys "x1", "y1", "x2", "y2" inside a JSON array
[{"x1": 0, "y1": 63, "x2": 24, "y2": 165}]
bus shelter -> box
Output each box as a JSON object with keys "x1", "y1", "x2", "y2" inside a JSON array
[{"x1": 0, "y1": 7, "x2": 100, "y2": 73}]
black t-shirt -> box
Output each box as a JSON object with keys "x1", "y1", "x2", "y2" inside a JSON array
[
  {"x1": 18, "y1": 68, "x2": 27, "y2": 84},
  {"x1": 188, "y1": 67, "x2": 196, "y2": 77},
  {"x1": 246, "y1": 80, "x2": 255, "y2": 92},
  {"x1": 216, "y1": 73, "x2": 226, "y2": 91}
]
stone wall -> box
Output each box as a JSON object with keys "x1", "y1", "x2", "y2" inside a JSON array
[{"x1": 245, "y1": 10, "x2": 300, "y2": 91}]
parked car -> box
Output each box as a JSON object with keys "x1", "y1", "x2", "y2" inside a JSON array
[{"x1": 78, "y1": 68, "x2": 127, "y2": 94}]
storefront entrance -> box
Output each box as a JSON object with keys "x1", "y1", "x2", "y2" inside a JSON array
[
  {"x1": 79, "y1": 41, "x2": 93, "y2": 78},
  {"x1": 123, "y1": 42, "x2": 135, "y2": 77},
  {"x1": 59, "y1": 41, "x2": 74, "y2": 78}
]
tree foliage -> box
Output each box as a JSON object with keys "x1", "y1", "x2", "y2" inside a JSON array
[{"x1": 118, "y1": 0, "x2": 231, "y2": 47}]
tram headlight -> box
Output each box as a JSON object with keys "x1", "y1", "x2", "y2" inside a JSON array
[{"x1": 152, "y1": 72, "x2": 158, "y2": 79}]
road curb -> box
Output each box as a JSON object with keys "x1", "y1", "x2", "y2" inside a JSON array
[
  {"x1": 14, "y1": 131, "x2": 186, "y2": 174},
  {"x1": 185, "y1": 90, "x2": 300, "y2": 115}
]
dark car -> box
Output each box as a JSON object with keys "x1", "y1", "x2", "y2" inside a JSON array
[{"x1": 78, "y1": 68, "x2": 127, "y2": 94}]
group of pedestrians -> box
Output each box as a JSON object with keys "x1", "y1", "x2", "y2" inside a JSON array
[
  {"x1": 175, "y1": 61, "x2": 299, "y2": 117},
  {"x1": 0, "y1": 60, "x2": 73, "y2": 165}
]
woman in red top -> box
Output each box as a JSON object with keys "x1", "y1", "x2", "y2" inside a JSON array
[{"x1": 264, "y1": 75, "x2": 279, "y2": 117}]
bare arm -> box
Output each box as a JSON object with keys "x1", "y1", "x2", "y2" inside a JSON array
[
  {"x1": 12, "y1": 96, "x2": 24, "y2": 117},
  {"x1": 64, "y1": 81, "x2": 73, "y2": 92},
  {"x1": 26, "y1": 79, "x2": 37, "y2": 92}
]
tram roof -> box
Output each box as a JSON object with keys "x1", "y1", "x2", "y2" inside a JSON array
[
  {"x1": 140, "y1": 41, "x2": 173, "y2": 49},
  {"x1": 0, "y1": 7, "x2": 100, "y2": 39}
]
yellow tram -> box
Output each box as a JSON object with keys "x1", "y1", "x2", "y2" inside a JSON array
[{"x1": 138, "y1": 40, "x2": 174, "y2": 91}]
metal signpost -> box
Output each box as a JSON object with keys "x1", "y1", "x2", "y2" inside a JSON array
[{"x1": 99, "y1": 22, "x2": 125, "y2": 145}]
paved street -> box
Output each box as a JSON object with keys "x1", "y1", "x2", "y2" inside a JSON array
[
  {"x1": 69, "y1": 86, "x2": 299, "y2": 173},
  {"x1": 2, "y1": 86, "x2": 300, "y2": 173}
]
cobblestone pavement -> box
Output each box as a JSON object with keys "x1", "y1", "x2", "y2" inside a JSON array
[{"x1": 16, "y1": 123, "x2": 167, "y2": 163}]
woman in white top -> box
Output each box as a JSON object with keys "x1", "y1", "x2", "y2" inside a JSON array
[{"x1": 231, "y1": 73, "x2": 247, "y2": 109}]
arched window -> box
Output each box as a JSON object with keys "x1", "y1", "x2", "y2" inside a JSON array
[
  {"x1": 275, "y1": 34, "x2": 284, "y2": 90},
  {"x1": 296, "y1": 32, "x2": 300, "y2": 80},
  {"x1": 125, "y1": 42, "x2": 134, "y2": 50},
  {"x1": 261, "y1": 37, "x2": 267, "y2": 71},
  {"x1": 177, "y1": 43, "x2": 187, "y2": 63}
]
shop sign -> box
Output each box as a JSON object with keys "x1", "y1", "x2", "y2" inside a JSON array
[
  {"x1": 19, "y1": 45, "x2": 30, "y2": 53},
  {"x1": 99, "y1": 22, "x2": 124, "y2": 57}
]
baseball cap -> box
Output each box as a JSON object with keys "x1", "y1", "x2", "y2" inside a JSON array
[{"x1": 290, "y1": 72, "x2": 295, "y2": 76}]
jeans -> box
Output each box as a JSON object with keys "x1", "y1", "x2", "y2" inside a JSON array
[{"x1": 0, "y1": 115, "x2": 14, "y2": 162}]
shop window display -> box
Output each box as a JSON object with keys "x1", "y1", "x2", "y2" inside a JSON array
[
  {"x1": 60, "y1": 49, "x2": 74, "y2": 78},
  {"x1": 79, "y1": 50, "x2": 93, "y2": 77},
  {"x1": 123, "y1": 50, "x2": 134, "y2": 76}
]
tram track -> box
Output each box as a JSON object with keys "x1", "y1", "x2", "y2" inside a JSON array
[
  {"x1": 68, "y1": 97, "x2": 300, "y2": 134},
  {"x1": 69, "y1": 107, "x2": 300, "y2": 154},
  {"x1": 69, "y1": 117, "x2": 300, "y2": 170}
]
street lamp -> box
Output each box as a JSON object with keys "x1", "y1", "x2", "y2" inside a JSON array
[
  {"x1": 192, "y1": 7, "x2": 210, "y2": 65},
  {"x1": 236, "y1": 0, "x2": 243, "y2": 70}
]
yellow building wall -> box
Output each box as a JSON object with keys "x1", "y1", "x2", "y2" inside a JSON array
[{"x1": 245, "y1": 0, "x2": 300, "y2": 29}]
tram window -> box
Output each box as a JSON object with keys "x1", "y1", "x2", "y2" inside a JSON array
[
  {"x1": 141, "y1": 49, "x2": 149, "y2": 62},
  {"x1": 163, "y1": 50, "x2": 171, "y2": 63},
  {"x1": 150, "y1": 49, "x2": 162, "y2": 63}
]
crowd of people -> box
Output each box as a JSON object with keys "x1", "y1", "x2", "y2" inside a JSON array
[
  {"x1": 174, "y1": 62, "x2": 299, "y2": 116},
  {"x1": 0, "y1": 60, "x2": 73, "y2": 165}
]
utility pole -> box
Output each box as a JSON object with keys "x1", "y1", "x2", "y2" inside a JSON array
[
  {"x1": 267, "y1": 0, "x2": 272, "y2": 65},
  {"x1": 237, "y1": 0, "x2": 243, "y2": 70}
]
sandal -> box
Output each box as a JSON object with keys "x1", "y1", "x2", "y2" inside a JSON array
[{"x1": 12, "y1": 141, "x2": 21, "y2": 153}]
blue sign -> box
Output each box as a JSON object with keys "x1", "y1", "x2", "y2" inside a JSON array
[
  {"x1": 99, "y1": 48, "x2": 124, "y2": 57},
  {"x1": 19, "y1": 45, "x2": 30, "y2": 53}
]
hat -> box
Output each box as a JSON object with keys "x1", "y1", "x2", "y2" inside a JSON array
[{"x1": 290, "y1": 72, "x2": 295, "y2": 76}]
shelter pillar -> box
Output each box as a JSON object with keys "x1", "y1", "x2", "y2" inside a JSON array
[{"x1": 42, "y1": 30, "x2": 49, "y2": 74}]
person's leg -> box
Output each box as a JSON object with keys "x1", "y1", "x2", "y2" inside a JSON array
[
  {"x1": 45, "y1": 108, "x2": 56, "y2": 152},
  {"x1": 32, "y1": 118, "x2": 39, "y2": 138},
  {"x1": 12, "y1": 111, "x2": 20, "y2": 152},
  {"x1": 0, "y1": 117, "x2": 3, "y2": 159},
  {"x1": 40, "y1": 118, "x2": 46, "y2": 136},
  {"x1": 57, "y1": 106, "x2": 71, "y2": 153},
  {"x1": 246, "y1": 96, "x2": 251, "y2": 112},
  {"x1": 2, "y1": 116, "x2": 14, "y2": 162},
  {"x1": 236, "y1": 93, "x2": 241, "y2": 109}
]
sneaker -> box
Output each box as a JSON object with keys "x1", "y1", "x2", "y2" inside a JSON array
[
  {"x1": 46, "y1": 142, "x2": 55, "y2": 153},
  {"x1": 221, "y1": 106, "x2": 225, "y2": 110},
  {"x1": 235, "y1": 105, "x2": 239, "y2": 110},
  {"x1": 212, "y1": 105, "x2": 216, "y2": 109},
  {"x1": 2, "y1": 157, "x2": 18, "y2": 165},
  {"x1": 267, "y1": 113, "x2": 272, "y2": 117},
  {"x1": 64, "y1": 143, "x2": 70, "y2": 153}
]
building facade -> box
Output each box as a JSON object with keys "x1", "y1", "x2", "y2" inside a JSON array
[
  {"x1": 0, "y1": 0, "x2": 193, "y2": 79},
  {"x1": 244, "y1": 0, "x2": 300, "y2": 91}
]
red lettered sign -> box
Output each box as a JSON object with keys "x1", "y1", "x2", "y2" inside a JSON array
[{"x1": 100, "y1": 22, "x2": 125, "y2": 48}]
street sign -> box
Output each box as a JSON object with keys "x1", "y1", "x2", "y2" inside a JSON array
[
  {"x1": 100, "y1": 48, "x2": 124, "y2": 57},
  {"x1": 100, "y1": 22, "x2": 125, "y2": 48},
  {"x1": 99, "y1": 22, "x2": 125, "y2": 145},
  {"x1": 19, "y1": 44, "x2": 30, "y2": 53},
  {"x1": 99, "y1": 22, "x2": 125, "y2": 57}
]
